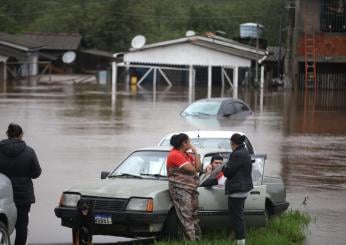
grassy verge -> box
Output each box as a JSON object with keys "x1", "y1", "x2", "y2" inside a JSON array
[{"x1": 155, "y1": 210, "x2": 310, "y2": 245}]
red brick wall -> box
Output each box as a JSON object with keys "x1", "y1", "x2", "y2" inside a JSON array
[{"x1": 297, "y1": 33, "x2": 346, "y2": 57}]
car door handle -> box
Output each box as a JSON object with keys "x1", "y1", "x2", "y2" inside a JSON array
[{"x1": 250, "y1": 191, "x2": 260, "y2": 195}]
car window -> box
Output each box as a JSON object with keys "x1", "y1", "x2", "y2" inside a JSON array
[
  {"x1": 251, "y1": 155, "x2": 266, "y2": 186},
  {"x1": 202, "y1": 152, "x2": 230, "y2": 169},
  {"x1": 220, "y1": 102, "x2": 235, "y2": 115},
  {"x1": 111, "y1": 151, "x2": 168, "y2": 177},
  {"x1": 182, "y1": 101, "x2": 222, "y2": 116},
  {"x1": 233, "y1": 102, "x2": 249, "y2": 112}
]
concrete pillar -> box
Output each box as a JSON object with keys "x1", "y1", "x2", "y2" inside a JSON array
[
  {"x1": 260, "y1": 65, "x2": 265, "y2": 89},
  {"x1": 207, "y1": 65, "x2": 212, "y2": 98},
  {"x1": 189, "y1": 65, "x2": 193, "y2": 103},
  {"x1": 260, "y1": 88, "x2": 264, "y2": 113},
  {"x1": 111, "y1": 62, "x2": 117, "y2": 103},
  {"x1": 153, "y1": 68, "x2": 157, "y2": 103},
  {"x1": 233, "y1": 66, "x2": 239, "y2": 99}
]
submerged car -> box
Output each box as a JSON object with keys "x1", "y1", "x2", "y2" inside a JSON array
[
  {"x1": 181, "y1": 97, "x2": 252, "y2": 118},
  {"x1": 55, "y1": 147, "x2": 289, "y2": 239},
  {"x1": 0, "y1": 173, "x2": 17, "y2": 245}
]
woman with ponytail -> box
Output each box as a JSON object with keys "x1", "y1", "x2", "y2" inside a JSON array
[{"x1": 222, "y1": 133, "x2": 253, "y2": 245}]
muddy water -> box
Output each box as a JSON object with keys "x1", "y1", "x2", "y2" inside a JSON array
[{"x1": 1, "y1": 82, "x2": 346, "y2": 244}]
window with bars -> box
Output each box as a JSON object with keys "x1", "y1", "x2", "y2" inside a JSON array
[{"x1": 320, "y1": 0, "x2": 346, "y2": 32}]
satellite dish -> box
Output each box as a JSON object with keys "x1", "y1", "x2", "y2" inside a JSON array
[
  {"x1": 185, "y1": 30, "x2": 196, "y2": 37},
  {"x1": 131, "y1": 35, "x2": 146, "y2": 49},
  {"x1": 62, "y1": 51, "x2": 76, "y2": 64}
]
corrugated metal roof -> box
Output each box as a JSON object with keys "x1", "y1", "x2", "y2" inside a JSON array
[
  {"x1": 23, "y1": 32, "x2": 81, "y2": 50},
  {"x1": 266, "y1": 46, "x2": 285, "y2": 62},
  {"x1": 128, "y1": 35, "x2": 266, "y2": 56},
  {"x1": 193, "y1": 40, "x2": 263, "y2": 61},
  {"x1": 0, "y1": 45, "x2": 29, "y2": 61},
  {"x1": 123, "y1": 35, "x2": 266, "y2": 66},
  {"x1": 0, "y1": 32, "x2": 45, "y2": 51}
]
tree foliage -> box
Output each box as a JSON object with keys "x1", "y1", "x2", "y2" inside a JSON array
[{"x1": 0, "y1": 0, "x2": 285, "y2": 52}]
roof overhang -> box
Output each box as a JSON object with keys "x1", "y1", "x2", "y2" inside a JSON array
[{"x1": 120, "y1": 35, "x2": 266, "y2": 67}]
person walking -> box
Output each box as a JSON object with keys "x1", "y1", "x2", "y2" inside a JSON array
[
  {"x1": 222, "y1": 133, "x2": 253, "y2": 245},
  {"x1": 0, "y1": 123, "x2": 42, "y2": 245},
  {"x1": 166, "y1": 133, "x2": 201, "y2": 240}
]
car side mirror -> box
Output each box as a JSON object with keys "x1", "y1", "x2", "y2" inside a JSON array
[{"x1": 101, "y1": 171, "x2": 110, "y2": 179}]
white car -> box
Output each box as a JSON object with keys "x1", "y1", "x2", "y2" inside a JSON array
[
  {"x1": 158, "y1": 130, "x2": 289, "y2": 217},
  {"x1": 158, "y1": 130, "x2": 255, "y2": 154},
  {"x1": 0, "y1": 173, "x2": 17, "y2": 245}
]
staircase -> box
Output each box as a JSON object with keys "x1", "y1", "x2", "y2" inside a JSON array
[{"x1": 303, "y1": 1, "x2": 317, "y2": 89}]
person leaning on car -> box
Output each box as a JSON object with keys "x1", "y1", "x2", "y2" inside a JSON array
[
  {"x1": 166, "y1": 133, "x2": 202, "y2": 241},
  {"x1": 222, "y1": 133, "x2": 253, "y2": 245},
  {"x1": 199, "y1": 153, "x2": 226, "y2": 187},
  {"x1": 0, "y1": 123, "x2": 42, "y2": 245}
]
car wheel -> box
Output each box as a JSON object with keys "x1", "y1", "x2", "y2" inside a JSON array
[
  {"x1": 0, "y1": 221, "x2": 11, "y2": 245},
  {"x1": 264, "y1": 201, "x2": 273, "y2": 225},
  {"x1": 162, "y1": 209, "x2": 184, "y2": 240}
]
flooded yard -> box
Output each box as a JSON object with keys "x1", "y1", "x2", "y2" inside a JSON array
[{"x1": 1, "y1": 81, "x2": 346, "y2": 244}]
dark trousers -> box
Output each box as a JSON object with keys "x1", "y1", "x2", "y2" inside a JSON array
[
  {"x1": 228, "y1": 197, "x2": 246, "y2": 240},
  {"x1": 15, "y1": 204, "x2": 31, "y2": 245}
]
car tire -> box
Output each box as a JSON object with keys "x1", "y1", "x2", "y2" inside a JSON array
[
  {"x1": 162, "y1": 209, "x2": 184, "y2": 240},
  {"x1": 0, "y1": 221, "x2": 11, "y2": 245}
]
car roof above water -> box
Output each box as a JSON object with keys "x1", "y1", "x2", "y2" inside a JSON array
[{"x1": 159, "y1": 130, "x2": 246, "y2": 142}]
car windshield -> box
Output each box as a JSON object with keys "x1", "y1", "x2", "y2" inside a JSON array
[
  {"x1": 182, "y1": 101, "x2": 221, "y2": 116},
  {"x1": 110, "y1": 151, "x2": 169, "y2": 178},
  {"x1": 160, "y1": 138, "x2": 230, "y2": 149}
]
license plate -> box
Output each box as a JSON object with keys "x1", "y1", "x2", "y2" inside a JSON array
[{"x1": 94, "y1": 214, "x2": 112, "y2": 225}]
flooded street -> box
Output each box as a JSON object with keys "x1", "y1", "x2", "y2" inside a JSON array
[{"x1": 1, "y1": 81, "x2": 346, "y2": 244}]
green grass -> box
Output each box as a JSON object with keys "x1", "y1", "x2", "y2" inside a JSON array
[{"x1": 154, "y1": 210, "x2": 310, "y2": 245}]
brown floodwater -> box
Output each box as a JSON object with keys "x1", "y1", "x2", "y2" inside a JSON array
[{"x1": 1, "y1": 80, "x2": 346, "y2": 244}]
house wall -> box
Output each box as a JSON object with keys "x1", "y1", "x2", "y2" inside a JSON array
[{"x1": 291, "y1": 0, "x2": 346, "y2": 89}]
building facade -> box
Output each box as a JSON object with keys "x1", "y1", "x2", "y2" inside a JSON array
[{"x1": 288, "y1": 0, "x2": 346, "y2": 90}]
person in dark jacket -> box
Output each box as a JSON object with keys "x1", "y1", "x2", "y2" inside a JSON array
[
  {"x1": 222, "y1": 133, "x2": 253, "y2": 245},
  {"x1": 0, "y1": 123, "x2": 42, "y2": 245}
]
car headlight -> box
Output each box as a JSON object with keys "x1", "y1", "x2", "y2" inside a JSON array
[
  {"x1": 59, "y1": 192, "x2": 81, "y2": 207},
  {"x1": 126, "y1": 198, "x2": 153, "y2": 212}
]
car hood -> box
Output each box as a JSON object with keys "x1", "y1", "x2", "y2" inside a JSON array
[{"x1": 66, "y1": 178, "x2": 169, "y2": 199}]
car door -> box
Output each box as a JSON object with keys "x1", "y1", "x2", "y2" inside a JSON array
[
  {"x1": 219, "y1": 101, "x2": 235, "y2": 117},
  {"x1": 198, "y1": 154, "x2": 267, "y2": 230}
]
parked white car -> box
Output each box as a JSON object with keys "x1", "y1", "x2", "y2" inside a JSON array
[{"x1": 0, "y1": 173, "x2": 17, "y2": 245}]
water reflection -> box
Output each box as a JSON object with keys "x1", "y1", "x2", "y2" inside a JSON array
[{"x1": 0, "y1": 81, "x2": 346, "y2": 244}]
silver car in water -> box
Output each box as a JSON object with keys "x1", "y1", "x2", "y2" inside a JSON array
[{"x1": 0, "y1": 173, "x2": 17, "y2": 245}]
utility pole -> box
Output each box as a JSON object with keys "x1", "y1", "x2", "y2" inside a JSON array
[
  {"x1": 255, "y1": 24, "x2": 259, "y2": 86},
  {"x1": 278, "y1": 14, "x2": 283, "y2": 78}
]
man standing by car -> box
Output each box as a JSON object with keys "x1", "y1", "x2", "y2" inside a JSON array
[
  {"x1": 0, "y1": 123, "x2": 42, "y2": 245},
  {"x1": 166, "y1": 133, "x2": 201, "y2": 241},
  {"x1": 222, "y1": 133, "x2": 253, "y2": 245}
]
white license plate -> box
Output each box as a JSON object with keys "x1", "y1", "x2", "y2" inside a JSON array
[{"x1": 94, "y1": 214, "x2": 112, "y2": 225}]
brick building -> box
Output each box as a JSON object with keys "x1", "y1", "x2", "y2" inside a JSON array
[{"x1": 287, "y1": 0, "x2": 346, "y2": 89}]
